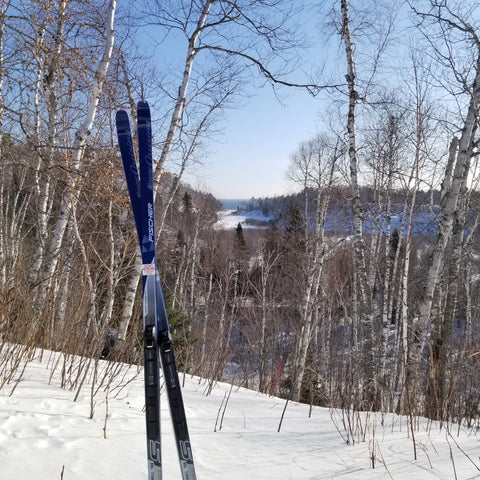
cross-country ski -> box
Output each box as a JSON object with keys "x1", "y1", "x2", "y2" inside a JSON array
[{"x1": 116, "y1": 101, "x2": 196, "y2": 480}]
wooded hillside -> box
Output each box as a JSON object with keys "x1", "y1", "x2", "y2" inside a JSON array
[{"x1": 1, "y1": 1, "x2": 480, "y2": 425}]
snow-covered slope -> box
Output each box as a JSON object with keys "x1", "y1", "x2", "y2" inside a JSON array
[{"x1": 1, "y1": 351, "x2": 479, "y2": 479}]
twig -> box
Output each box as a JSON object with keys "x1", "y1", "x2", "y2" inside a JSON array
[
  {"x1": 214, "y1": 393, "x2": 226, "y2": 432},
  {"x1": 219, "y1": 381, "x2": 234, "y2": 431},
  {"x1": 446, "y1": 433, "x2": 458, "y2": 480},
  {"x1": 402, "y1": 346, "x2": 417, "y2": 460},
  {"x1": 103, "y1": 383, "x2": 110, "y2": 439},
  {"x1": 370, "y1": 421, "x2": 376, "y2": 469},
  {"x1": 447, "y1": 430, "x2": 480, "y2": 472},
  {"x1": 374, "y1": 441, "x2": 394, "y2": 480},
  {"x1": 330, "y1": 407, "x2": 350, "y2": 445},
  {"x1": 278, "y1": 397, "x2": 289, "y2": 433}
]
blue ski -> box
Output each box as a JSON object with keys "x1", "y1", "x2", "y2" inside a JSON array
[
  {"x1": 116, "y1": 108, "x2": 162, "y2": 480},
  {"x1": 116, "y1": 101, "x2": 197, "y2": 480}
]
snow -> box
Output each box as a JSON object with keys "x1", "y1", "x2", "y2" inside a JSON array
[
  {"x1": 1, "y1": 351, "x2": 480, "y2": 479},
  {"x1": 215, "y1": 210, "x2": 272, "y2": 230}
]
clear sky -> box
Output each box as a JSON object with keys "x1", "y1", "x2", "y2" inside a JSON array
[
  {"x1": 145, "y1": 2, "x2": 336, "y2": 201},
  {"x1": 185, "y1": 86, "x2": 325, "y2": 200},
  {"x1": 141, "y1": 1, "x2": 416, "y2": 201}
]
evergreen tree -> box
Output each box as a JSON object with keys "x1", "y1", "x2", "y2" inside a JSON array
[
  {"x1": 183, "y1": 191, "x2": 193, "y2": 215},
  {"x1": 285, "y1": 204, "x2": 306, "y2": 234},
  {"x1": 235, "y1": 222, "x2": 247, "y2": 250},
  {"x1": 264, "y1": 220, "x2": 282, "y2": 256}
]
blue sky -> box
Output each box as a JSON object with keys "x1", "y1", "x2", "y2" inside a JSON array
[
  {"x1": 185, "y1": 85, "x2": 325, "y2": 200},
  {"x1": 143, "y1": 2, "x2": 337, "y2": 201},
  {"x1": 138, "y1": 1, "x2": 418, "y2": 200}
]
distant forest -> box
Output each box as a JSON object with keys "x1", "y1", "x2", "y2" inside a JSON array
[{"x1": 246, "y1": 187, "x2": 444, "y2": 218}]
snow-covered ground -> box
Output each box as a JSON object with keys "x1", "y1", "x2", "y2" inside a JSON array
[
  {"x1": 215, "y1": 209, "x2": 272, "y2": 230},
  {"x1": 1, "y1": 351, "x2": 480, "y2": 479}
]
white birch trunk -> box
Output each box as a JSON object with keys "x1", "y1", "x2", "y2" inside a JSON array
[
  {"x1": 172, "y1": 243, "x2": 187, "y2": 310},
  {"x1": 398, "y1": 165, "x2": 419, "y2": 413},
  {"x1": 55, "y1": 219, "x2": 74, "y2": 337},
  {"x1": 0, "y1": 0, "x2": 9, "y2": 286},
  {"x1": 71, "y1": 207, "x2": 98, "y2": 337},
  {"x1": 0, "y1": 164, "x2": 4, "y2": 287},
  {"x1": 155, "y1": 0, "x2": 214, "y2": 176},
  {"x1": 188, "y1": 219, "x2": 200, "y2": 316},
  {"x1": 291, "y1": 160, "x2": 334, "y2": 401},
  {"x1": 100, "y1": 168, "x2": 118, "y2": 331},
  {"x1": 463, "y1": 259, "x2": 472, "y2": 356},
  {"x1": 200, "y1": 271, "x2": 214, "y2": 366},
  {"x1": 35, "y1": 0, "x2": 117, "y2": 313},
  {"x1": 341, "y1": 0, "x2": 375, "y2": 404},
  {"x1": 1, "y1": 171, "x2": 30, "y2": 286},
  {"x1": 380, "y1": 191, "x2": 393, "y2": 374},
  {"x1": 117, "y1": 249, "x2": 141, "y2": 342},
  {"x1": 414, "y1": 70, "x2": 478, "y2": 354},
  {"x1": 462, "y1": 212, "x2": 480, "y2": 353},
  {"x1": 30, "y1": 2, "x2": 67, "y2": 284},
  {"x1": 258, "y1": 260, "x2": 268, "y2": 392},
  {"x1": 256, "y1": 250, "x2": 280, "y2": 392}
]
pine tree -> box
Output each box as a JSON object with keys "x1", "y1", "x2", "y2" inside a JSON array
[{"x1": 235, "y1": 222, "x2": 247, "y2": 250}]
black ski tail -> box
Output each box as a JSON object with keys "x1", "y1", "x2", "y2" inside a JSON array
[
  {"x1": 144, "y1": 324, "x2": 162, "y2": 480},
  {"x1": 160, "y1": 340, "x2": 196, "y2": 479}
]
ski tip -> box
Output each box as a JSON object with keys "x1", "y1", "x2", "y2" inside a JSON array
[
  {"x1": 116, "y1": 109, "x2": 128, "y2": 120},
  {"x1": 137, "y1": 101, "x2": 151, "y2": 128},
  {"x1": 115, "y1": 110, "x2": 131, "y2": 135}
]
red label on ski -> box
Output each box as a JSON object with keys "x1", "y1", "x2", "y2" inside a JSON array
[{"x1": 142, "y1": 264, "x2": 156, "y2": 276}]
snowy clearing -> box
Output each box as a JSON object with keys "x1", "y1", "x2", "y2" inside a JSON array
[
  {"x1": 1, "y1": 351, "x2": 479, "y2": 479},
  {"x1": 215, "y1": 209, "x2": 272, "y2": 230}
]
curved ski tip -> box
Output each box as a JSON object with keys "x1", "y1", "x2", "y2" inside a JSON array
[
  {"x1": 116, "y1": 110, "x2": 128, "y2": 120},
  {"x1": 115, "y1": 110, "x2": 131, "y2": 134},
  {"x1": 138, "y1": 100, "x2": 150, "y2": 109}
]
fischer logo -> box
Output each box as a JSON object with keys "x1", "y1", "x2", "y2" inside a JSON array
[{"x1": 148, "y1": 202, "x2": 154, "y2": 242}]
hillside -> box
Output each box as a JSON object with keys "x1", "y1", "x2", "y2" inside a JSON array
[{"x1": 1, "y1": 351, "x2": 479, "y2": 479}]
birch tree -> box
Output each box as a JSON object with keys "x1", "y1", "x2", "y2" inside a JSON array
[
  {"x1": 409, "y1": 1, "x2": 480, "y2": 418},
  {"x1": 249, "y1": 232, "x2": 283, "y2": 393},
  {"x1": 335, "y1": 0, "x2": 399, "y2": 406},
  {"x1": 35, "y1": 0, "x2": 117, "y2": 315},
  {"x1": 30, "y1": 0, "x2": 69, "y2": 284},
  {"x1": 0, "y1": 0, "x2": 13, "y2": 287},
  {"x1": 362, "y1": 104, "x2": 408, "y2": 409},
  {"x1": 393, "y1": 61, "x2": 437, "y2": 414},
  {"x1": 339, "y1": 0, "x2": 375, "y2": 405},
  {"x1": 287, "y1": 134, "x2": 340, "y2": 401}
]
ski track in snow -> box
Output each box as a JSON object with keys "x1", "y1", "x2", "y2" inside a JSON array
[{"x1": 1, "y1": 352, "x2": 480, "y2": 479}]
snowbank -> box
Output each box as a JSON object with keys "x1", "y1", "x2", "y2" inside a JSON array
[{"x1": 1, "y1": 351, "x2": 479, "y2": 479}]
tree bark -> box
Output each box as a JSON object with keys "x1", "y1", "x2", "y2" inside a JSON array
[
  {"x1": 35, "y1": 0, "x2": 117, "y2": 314},
  {"x1": 340, "y1": 0, "x2": 375, "y2": 406},
  {"x1": 412, "y1": 64, "x2": 479, "y2": 388}
]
